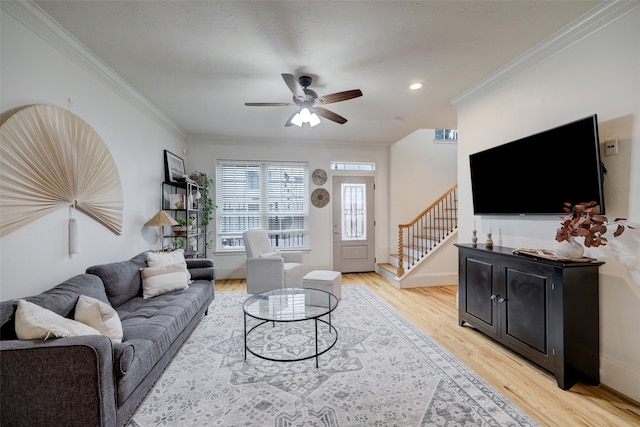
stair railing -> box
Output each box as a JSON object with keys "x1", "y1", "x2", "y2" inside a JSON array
[{"x1": 397, "y1": 184, "x2": 458, "y2": 276}]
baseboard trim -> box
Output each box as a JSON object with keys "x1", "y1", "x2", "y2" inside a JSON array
[
  {"x1": 600, "y1": 354, "x2": 640, "y2": 403},
  {"x1": 399, "y1": 272, "x2": 458, "y2": 288}
]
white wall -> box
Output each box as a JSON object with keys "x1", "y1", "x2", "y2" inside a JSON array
[
  {"x1": 454, "y1": 6, "x2": 640, "y2": 401},
  {"x1": 185, "y1": 137, "x2": 389, "y2": 279},
  {"x1": 0, "y1": 4, "x2": 186, "y2": 300},
  {"x1": 389, "y1": 129, "x2": 458, "y2": 238}
]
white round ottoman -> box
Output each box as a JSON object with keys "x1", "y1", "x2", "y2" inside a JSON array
[{"x1": 302, "y1": 270, "x2": 342, "y2": 306}]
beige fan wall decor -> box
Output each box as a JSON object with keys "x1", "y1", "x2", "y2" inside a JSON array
[{"x1": 0, "y1": 104, "x2": 123, "y2": 237}]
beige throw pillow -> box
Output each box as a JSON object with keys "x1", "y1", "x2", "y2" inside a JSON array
[
  {"x1": 146, "y1": 249, "x2": 191, "y2": 279},
  {"x1": 15, "y1": 299, "x2": 100, "y2": 340},
  {"x1": 146, "y1": 249, "x2": 187, "y2": 268},
  {"x1": 140, "y1": 264, "x2": 190, "y2": 299},
  {"x1": 75, "y1": 295, "x2": 123, "y2": 343}
]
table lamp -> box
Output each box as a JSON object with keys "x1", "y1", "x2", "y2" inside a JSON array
[{"x1": 144, "y1": 210, "x2": 178, "y2": 251}]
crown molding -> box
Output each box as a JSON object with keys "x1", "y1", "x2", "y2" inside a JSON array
[
  {"x1": 451, "y1": 0, "x2": 640, "y2": 109},
  {"x1": 2, "y1": 1, "x2": 185, "y2": 140},
  {"x1": 186, "y1": 134, "x2": 391, "y2": 151}
]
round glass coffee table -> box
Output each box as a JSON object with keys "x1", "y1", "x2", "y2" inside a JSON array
[{"x1": 243, "y1": 287, "x2": 339, "y2": 368}]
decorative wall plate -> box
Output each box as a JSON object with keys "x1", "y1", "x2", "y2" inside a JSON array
[
  {"x1": 311, "y1": 188, "x2": 330, "y2": 208},
  {"x1": 312, "y1": 168, "x2": 327, "y2": 186}
]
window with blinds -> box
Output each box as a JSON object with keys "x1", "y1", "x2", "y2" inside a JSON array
[{"x1": 216, "y1": 160, "x2": 309, "y2": 250}]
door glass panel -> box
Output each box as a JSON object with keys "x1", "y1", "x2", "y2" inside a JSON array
[{"x1": 341, "y1": 183, "x2": 366, "y2": 240}]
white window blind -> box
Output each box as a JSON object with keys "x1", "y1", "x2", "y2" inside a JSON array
[{"x1": 216, "y1": 160, "x2": 309, "y2": 250}]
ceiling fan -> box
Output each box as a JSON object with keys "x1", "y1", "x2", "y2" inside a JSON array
[{"x1": 244, "y1": 74, "x2": 363, "y2": 127}]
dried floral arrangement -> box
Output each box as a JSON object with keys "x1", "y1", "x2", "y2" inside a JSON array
[{"x1": 555, "y1": 201, "x2": 634, "y2": 247}]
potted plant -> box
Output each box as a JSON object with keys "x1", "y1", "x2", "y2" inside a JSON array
[
  {"x1": 555, "y1": 201, "x2": 633, "y2": 258},
  {"x1": 189, "y1": 171, "x2": 207, "y2": 187},
  {"x1": 172, "y1": 237, "x2": 185, "y2": 250}
]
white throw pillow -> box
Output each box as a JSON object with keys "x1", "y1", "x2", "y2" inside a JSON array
[
  {"x1": 15, "y1": 299, "x2": 100, "y2": 340},
  {"x1": 140, "y1": 264, "x2": 190, "y2": 299},
  {"x1": 259, "y1": 249, "x2": 282, "y2": 258},
  {"x1": 75, "y1": 295, "x2": 123, "y2": 343},
  {"x1": 146, "y1": 249, "x2": 187, "y2": 268},
  {"x1": 146, "y1": 249, "x2": 191, "y2": 285}
]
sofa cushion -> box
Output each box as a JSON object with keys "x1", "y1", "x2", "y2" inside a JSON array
[
  {"x1": 15, "y1": 299, "x2": 101, "y2": 340},
  {"x1": 75, "y1": 295, "x2": 123, "y2": 343},
  {"x1": 87, "y1": 254, "x2": 147, "y2": 308},
  {"x1": 113, "y1": 281, "x2": 212, "y2": 404},
  {"x1": 29, "y1": 274, "x2": 111, "y2": 315},
  {"x1": 1, "y1": 274, "x2": 110, "y2": 341}
]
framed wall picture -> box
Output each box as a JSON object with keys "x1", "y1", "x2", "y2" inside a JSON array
[{"x1": 164, "y1": 150, "x2": 185, "y2": 182}]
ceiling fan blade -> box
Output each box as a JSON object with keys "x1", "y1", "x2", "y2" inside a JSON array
[
  {"x1": 281, "y1": 73, "x2": 305, "y2": 100},
  {"x1": 244, "y1": 102, "x2": 293, "y2": 107},
  {"x1": 284, "y1": 111, "x2": 298, "y2": 127},
  {"x1": 316, "y1": 89, "x2": 363, "y2": 105},
  {"x1": 314, "y1": 107, "x2": 348, "y2": 124}
]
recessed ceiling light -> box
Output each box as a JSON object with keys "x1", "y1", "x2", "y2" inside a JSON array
[{"x1": 409, "y1": 82, "x2": 424, "y2": 90}]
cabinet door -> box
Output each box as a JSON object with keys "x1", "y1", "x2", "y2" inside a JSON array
[
  {"x1": 460, "y1": 252, "x2": 499, "y2": 336},
  {"x1": 500, "y1": 260, "x2": 554, "y2": 370}
]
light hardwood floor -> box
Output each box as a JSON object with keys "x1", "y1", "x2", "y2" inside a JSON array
[{"x1": 215, "y1": 272, "x2": 640, "y2": 427}]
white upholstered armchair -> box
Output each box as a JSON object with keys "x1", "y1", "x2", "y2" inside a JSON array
[{"x1": 243, "y1": 229, "x2": 304, "y2": 294}]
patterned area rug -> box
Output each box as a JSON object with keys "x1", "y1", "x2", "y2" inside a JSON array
[{"x1": 129, "y1": 285, "x2": 538, "y2": 426}]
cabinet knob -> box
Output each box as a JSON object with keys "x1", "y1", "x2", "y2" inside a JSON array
[
  {"x1": 498, "y1": 297, "x2": 505, "y2": 303},
  {"x1": 490, "y1": 294, "x2": 497, "y2": 304}
]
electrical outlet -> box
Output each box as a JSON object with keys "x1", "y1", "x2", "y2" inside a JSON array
[{"x1": 604, "y1": 138, "x2": 619, "y2": 156}]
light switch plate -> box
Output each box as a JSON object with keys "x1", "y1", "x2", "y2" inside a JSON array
[{"x1": 604, "y1": 138, "x2": 619, "y2": 156}]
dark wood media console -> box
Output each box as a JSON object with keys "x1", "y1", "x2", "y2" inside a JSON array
[{"x1": 456, "y1": 243, "x2": 603, "y2": 390}]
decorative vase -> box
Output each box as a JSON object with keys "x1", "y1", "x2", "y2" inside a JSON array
[
  {"x1": 554, "y1": 239, "x2": 584, "y2": 259},
  {"x1": 485, "y1": 232, "x2": 493, "y2": 249}
]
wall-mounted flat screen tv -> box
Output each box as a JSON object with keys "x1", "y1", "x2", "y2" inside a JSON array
[{"x1": 469, "y1": 114, "x2": 605, "y2": 215}]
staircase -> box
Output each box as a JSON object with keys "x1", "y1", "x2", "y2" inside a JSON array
[{"x1": 378, "y1": 185, "x2": 458, "y2": 283}]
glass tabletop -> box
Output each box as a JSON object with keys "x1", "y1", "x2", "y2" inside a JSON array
[{"x1": 243, "y1": 287, "x2": 339, "y2": 322}]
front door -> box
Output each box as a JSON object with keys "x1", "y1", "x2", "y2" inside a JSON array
[{"x1": 332, "y1": 175, "x2": 375, "y2": 272}]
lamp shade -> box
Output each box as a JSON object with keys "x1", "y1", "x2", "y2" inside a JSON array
[{"x1": 144, "y1": 210, "x2": 178, "y2": 227}]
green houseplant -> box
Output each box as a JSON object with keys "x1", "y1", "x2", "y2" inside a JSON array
[
  {"x1": 200, "y1": 176, "x2": 216, "y2": 228},
  {"x1": 189, "y1": 172, "x2": 217, "y2": 255},
  {"x1": 555, "y1": 201, "x2": 633, "y2": 256}
]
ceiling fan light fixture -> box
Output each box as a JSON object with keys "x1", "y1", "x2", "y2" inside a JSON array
[
  {"x1": 292, "y1": 108, "x2": 321, "y2": 127},
  {"x1": 246, "y1": 73, "x2": 361, "y2": 127},
  {"x1": 291, "y1": 112, "x2": 303, "y2": 127},
  {"x1": 308, "y1": 112, "x2": 321, "y2": 127}
]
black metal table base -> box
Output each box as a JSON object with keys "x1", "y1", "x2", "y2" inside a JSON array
[{"x1": 244, "y1": 315, "x2": 338, "y2": 368}]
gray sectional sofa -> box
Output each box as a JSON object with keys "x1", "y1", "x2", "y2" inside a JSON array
[{"x1": 0, "y1": 253, "x2": 215, "y2": 427}]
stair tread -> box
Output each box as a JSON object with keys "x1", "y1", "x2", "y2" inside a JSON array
[{"x1": 377, "y1": 263, "x2": 397, "y2": 274}]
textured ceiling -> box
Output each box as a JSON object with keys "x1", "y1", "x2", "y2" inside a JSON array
[{"x1": 34, "y1": 1, "x2": 601, "y2": 145}]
